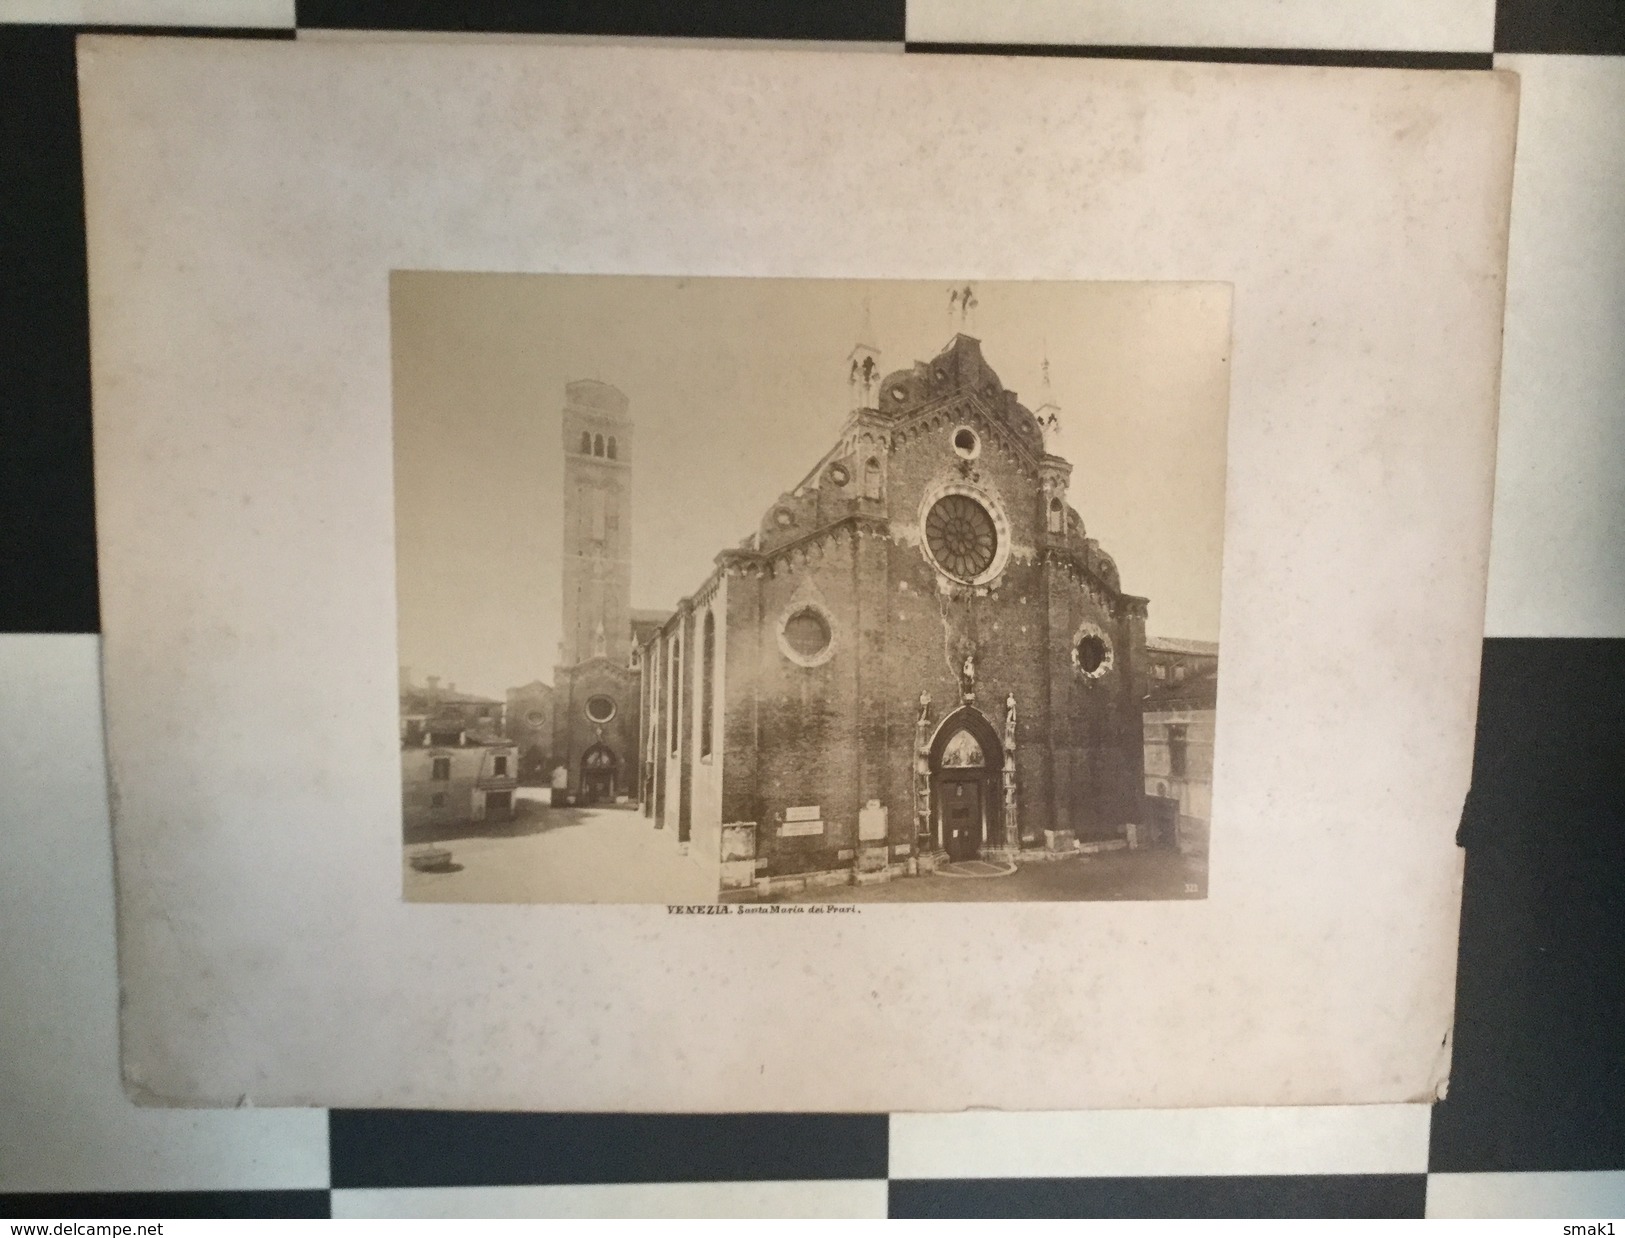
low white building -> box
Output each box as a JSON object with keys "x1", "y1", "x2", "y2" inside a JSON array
[{"x1": 1142, "y1": 636, "x2": 1218, "y2": 855}]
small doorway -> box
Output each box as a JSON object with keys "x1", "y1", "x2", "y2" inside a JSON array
[
  {"x1": 941, "y1": 776, "x2": 984, "y2": 860},
  {"x1": 484, "y1": 790, "x2": 513, "y2": 821},
  {"x1": 1148, "y1": 791, "x2": 1179, "y2": 849},
  {"x1": 581, "y1": 744, "x2": 617, "y2": 804},
  {"x1": 928, "y1": 707, "x2": 1003, "y2": 860}
]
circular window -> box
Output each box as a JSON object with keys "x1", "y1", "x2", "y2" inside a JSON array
[
  {"x1": 924, "y1": 494, "x2": 999, "y2": 582},
  {"x1": 1076, "y1": 636, "x2": 1107, "y2": 674},
  {"x1": 773, "y1": 508, "x2": 795, "y2": 529},
  {"x1": 952, "y1": 426, "x2": 980, "y2": 460},
  {"x1": 584, "y1": 695, "x2": 617, "y2": 723},
  {"x1": 1070, "y1": 623, "x2": 1115, "y2": 680},
  {"x1": 890, "y1": 386, "x2": 908, "y2": 402},
  {"x1": 777, "y1": 604, "x2": 835, "y2": 668},
  {"x1": 828, "y1": 462, "x2": 850, "y2": 487},
  {"x1": 524, "y1": 709, "x2": 547, "y2": 727}
]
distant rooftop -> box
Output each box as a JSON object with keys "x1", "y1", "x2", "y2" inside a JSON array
[
  {"x1": 406, "y1": 688, "x2": 500, "y2": 705},
  {"x1": 1146, "y1": 636, "x2": 1219, "y2": 657},
  {"x1": 400, "y1": 677, "x2": 501, "y2": 705}
]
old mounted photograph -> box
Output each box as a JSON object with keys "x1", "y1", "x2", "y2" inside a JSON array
[
  {"x1": 85, "y1": 36, "x2": 1511, "y2": 1109},
  {"x1": 394, "y1": 275, "x2": 1230, "y2": 905}
]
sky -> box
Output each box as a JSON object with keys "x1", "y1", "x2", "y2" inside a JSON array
[{"x1": 392, "y1": 274, "x2": 1231, "y2": 701}]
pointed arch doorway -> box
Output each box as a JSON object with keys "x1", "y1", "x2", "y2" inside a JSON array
[
  {"x1": 580, "y1": 743, "x2": 617, "y2": 804},
  {"x1": 928, "y1": 707, "x2": 1004, "y2": 861}
]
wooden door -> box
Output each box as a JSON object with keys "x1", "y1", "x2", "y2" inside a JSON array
[{"x1": 942, "y1": 778, "x2": 983, "y2": 860}]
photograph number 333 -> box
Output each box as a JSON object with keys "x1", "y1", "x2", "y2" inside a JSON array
[{"x1": 393, "y1": 275, "x2": 1231, "y2": 906}]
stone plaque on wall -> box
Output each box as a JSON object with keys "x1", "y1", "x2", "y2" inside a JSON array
[{"x1": 858, "y1": 801, "x2": 888, "y2": 841}]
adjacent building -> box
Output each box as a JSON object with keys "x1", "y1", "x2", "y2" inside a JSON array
[
  {"x1": 1141, "y1": 636, "x2": 1219, "y2": 855},
  {"x1": 400, "y1": 669, "x2": 518, "y2": 835},
  {"x1": 504, "y1": 679, "x2": 555, "y2": 783},
  {"x1": 399, "y1": 670, "x2": 504, "y2": 746}
]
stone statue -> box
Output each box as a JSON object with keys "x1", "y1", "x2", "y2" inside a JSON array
[
  {"x1": 1004, "y1": 692, "x2": 1017, "y2": 748},
  {"x1": 959, "y1": 652, "x2": 976, "y2": 701},
  {"x1": 917, "y1": 690, "x2": 931, "y2": 726}
]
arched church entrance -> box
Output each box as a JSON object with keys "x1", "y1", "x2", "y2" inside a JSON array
[
  {"x1": 580, "y1": 744, "x2": 617, "y2": 805},
  {"x1": 928, "y1": 707, "x2": 1004, "y2": 861}
]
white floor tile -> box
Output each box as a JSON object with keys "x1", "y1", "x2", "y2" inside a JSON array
[
  {"x1": 904, "y1": 0, "x2": 1494, "y2": 51},
  {"x1": 332, "y1": 1181, "x2": 890, "y2": 1219},
  {"x1": 0, "y1": 0, "x2": 294, "y2": 26},
  {"x1": 890, "y1": 1104, "x2": 1433, "y2": 1179},
  {"x1": 1427, "y1": 1170, "x2": 1625, "y2": 1219},
  {"x1": 1485, "y1": 55, "x2": 1625, "y2": 638},
  {"x1": 0, "y1": 634, "x2": 329, "y2": 1192}
]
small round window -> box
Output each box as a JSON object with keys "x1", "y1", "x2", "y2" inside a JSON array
[
  {"x1": 584, "y1": 695, "x2": 617, "y2": 723},
  {"x1": 524, "y1": 709, "x2": 547, "y2": 727},
  {"x1": 778, "y1": 604, "x2": 835, "y2": 668},
  {"x1": 1070, "y1": 624, "x2": 1115, "y2": 680},
  {"x1": 890, "y1": 386, "x2": 908, "y2": 402},
  {"x1": 952, "y1": 426, "x2": 980, "y2": 460},
  {"x1": 1076, "y1": 636, "x2": 1107, "y2": 674},
  {"x1": 827, "y1": 463, "x2": 850, "y2": 487},
  {"x1": 773, "y1": 508, "x2": 795, "y2": 529}
]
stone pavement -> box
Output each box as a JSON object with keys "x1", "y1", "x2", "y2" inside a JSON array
[
  {"x1": 770, "y1": 847, "x2": 1207, "y2": 904},
  {"x1": 402, "y1": 792, "x2": 716, "y2": 904}
]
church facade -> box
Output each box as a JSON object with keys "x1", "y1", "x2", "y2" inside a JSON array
[{"x1": 638, "y1": 331, "x2": 1151, "y2": 896}]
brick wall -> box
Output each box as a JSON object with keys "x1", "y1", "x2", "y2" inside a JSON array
[{"x1": 551, "y1": 659, "x2": 640, "y2": 801}]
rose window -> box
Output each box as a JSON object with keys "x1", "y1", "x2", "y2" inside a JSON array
[{"x1": 925, "y1": 494, "x2": 998, "y2": 582}]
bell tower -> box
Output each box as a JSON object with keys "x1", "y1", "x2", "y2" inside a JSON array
[{"x1": 560, "y1": 380, "x2": 633, "y2": 667}]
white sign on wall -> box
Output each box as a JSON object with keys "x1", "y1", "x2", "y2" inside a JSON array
[
  {"x1": 784, "y1": 805, "x2": 820, "y2": 822},
  {"x1": 780, "y1": 819, "x2": 823, "y2": 837},
  {"x1": 858, "y1": 801, "x2": 888, "y2": 841}
]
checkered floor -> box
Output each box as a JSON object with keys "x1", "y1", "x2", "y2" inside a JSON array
[{"x1": 2, "y1": 0, "x2": 1621, "y2": 1220}]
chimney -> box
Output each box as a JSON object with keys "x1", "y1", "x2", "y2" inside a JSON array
[{"x1": 426, "y1": 675, "x2": 440, "y2": 695}]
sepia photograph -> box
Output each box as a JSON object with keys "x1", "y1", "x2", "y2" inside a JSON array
[
  {"x1": 81, "y1": 37, "x2": 1510, "y2": 1111},
  {"x1": 393, "y1": 275, "x2": 1230, "y2": 905}
]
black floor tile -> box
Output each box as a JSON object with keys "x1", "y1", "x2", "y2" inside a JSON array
[
  {"x1": 330, "y1": 1110, "x2": 888, "y2": 1188},
  {"x1": 905, "y1": 44, "x2": 1494, "y2": 69},
  {"x1": 0, "y1": 1191, "x2": 331, "y2": 1219},
  {"x1": 296, "y1": 0, "x2": 905, "y2": 42},
  {"x1": 1432, "y1": 638, "x2": 1625, "y2": 1172},
  {"x1": 889, "y1": 1175, "x2": 1429, "y2": 1218},
  {"x1": 1495, "y1": 0, "x2": 1625, "y2": 53},
  {"x1": 0, "y1": 26, "x2": 100, "y2": 634}
]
